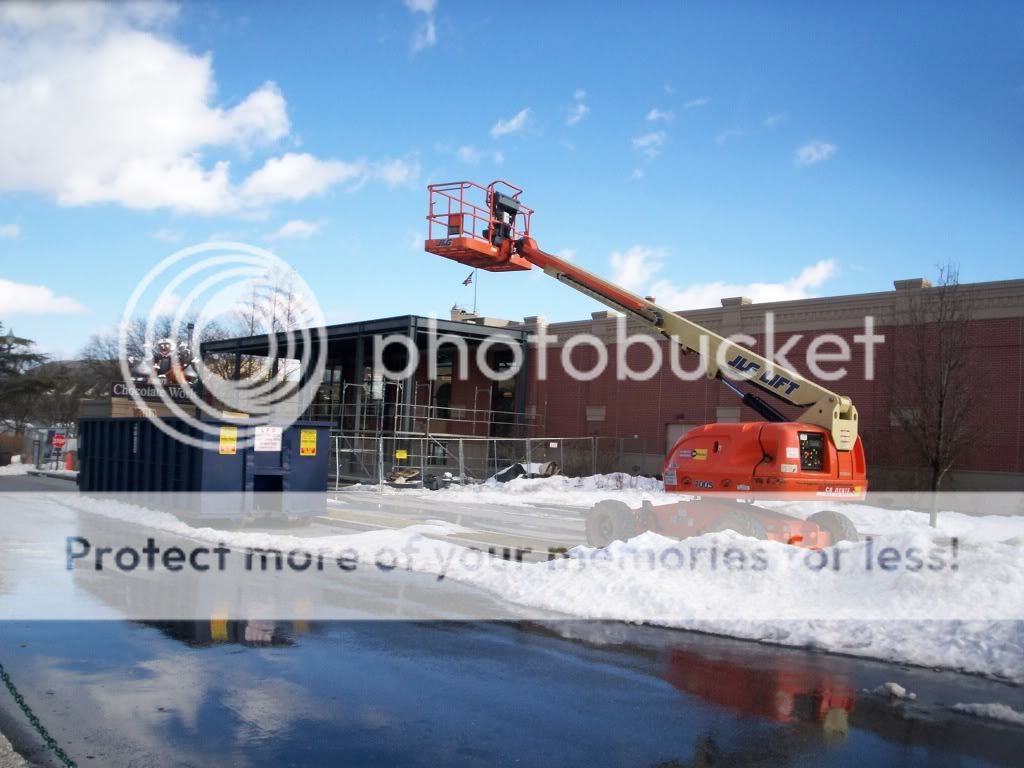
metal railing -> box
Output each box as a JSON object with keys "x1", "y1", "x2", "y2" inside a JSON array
[{"x1": 427, "y1": 180, "x2": 533, "y2": 243}]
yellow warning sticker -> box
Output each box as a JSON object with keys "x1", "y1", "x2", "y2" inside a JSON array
[
  {"x1": 219, "y1": 425, "x2": 237, "y2": 455},
  {"x1": 394, "y1": 449, "x2": 408, "y2": 460},
  {"x1": 300, "y1": 429, "x2": 317, "y2": 457},
  {"x1": 210, "y1": 618, "x2": 228, "y2": 642}
]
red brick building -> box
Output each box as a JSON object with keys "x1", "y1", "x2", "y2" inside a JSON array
[
  {"x1": 519, "y1": 278, "x2": 1024, "y2": 490},
  {"x1": 204, "y1": 278, "x2": 1024, "y2": 490}
]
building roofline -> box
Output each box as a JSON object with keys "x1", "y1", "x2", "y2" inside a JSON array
[{"x1": 200, "y1": 314, "x2": 528, "y2": 356}]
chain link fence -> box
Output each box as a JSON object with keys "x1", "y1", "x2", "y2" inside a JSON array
[{"x1": 331, "y1": 433, "x2": 661, "y2": 488}]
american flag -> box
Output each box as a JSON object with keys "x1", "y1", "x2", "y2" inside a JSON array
[{"x1": 462, "y1": 272, "x2": 474, "y2": 286}]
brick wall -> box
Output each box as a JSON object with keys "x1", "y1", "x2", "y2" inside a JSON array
[{"x1": 522, "y1": 280, "x2": 1024, "y2": 488}]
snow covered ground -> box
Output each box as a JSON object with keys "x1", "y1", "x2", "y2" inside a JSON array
[
  {"x1": 347, "y1": 472, "x2": 1024, "y2": 541},
  {"x1": 31, "y1": 467, "x2": 78, "y2": 479},
  {"x1": 9, "y1": 472, "x2": 1022, "y2": 683},
  {"x1": 346, "y1": 472, "x2": 668, "y2": 509},
  {"x1": 951, "y1": 703, "x2": 1024, "y2": 726},
  {"x1": 0, "y1": 461, "x2": 30, "y2": 476}
]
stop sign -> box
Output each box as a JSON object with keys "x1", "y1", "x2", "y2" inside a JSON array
[{"x1": 52, "y1": 433, "x2": 66, "y2": 450}]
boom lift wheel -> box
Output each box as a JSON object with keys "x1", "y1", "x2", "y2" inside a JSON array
[
  {"x1": 807, "y1": 510, "x2": 859, "y2": 544},
  {"x1": 705, "y1": 509, "x2": 767, "y2": 539},
  {"x1": 586, "y1": 500, "x2": 636, "y2": 547}
]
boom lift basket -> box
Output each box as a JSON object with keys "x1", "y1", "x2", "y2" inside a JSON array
[{"x1": 425, "y1": 181, "x2": 534, "y2": 272}]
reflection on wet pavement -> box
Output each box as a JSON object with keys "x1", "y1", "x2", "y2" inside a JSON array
[{"x1": 3, "y1": 619, "x2": 1020, "y2": 767}]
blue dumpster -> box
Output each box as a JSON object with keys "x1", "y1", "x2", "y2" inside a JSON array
[{"x1": 77, "y1": 417, "x2": 331, "y2": 521}]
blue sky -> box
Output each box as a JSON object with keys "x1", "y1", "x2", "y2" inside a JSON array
[{"x1": 1, "y1": 1, "x2": 1022, "y2": 357}]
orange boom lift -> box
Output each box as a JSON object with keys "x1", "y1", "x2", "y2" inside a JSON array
[{"x1": 425, "y1": 181, "x2": 867, "y2": 548}]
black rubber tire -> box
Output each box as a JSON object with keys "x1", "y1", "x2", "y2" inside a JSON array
[
  {"x1": 705, "y1": 509, "x2": 767, "y2": 539},
  {"x1": 808, "y1": 510, "x2": 859, "y2": 544},
  {"x1": 585, "y1": 500, "x2": 636, "y2": 547}
]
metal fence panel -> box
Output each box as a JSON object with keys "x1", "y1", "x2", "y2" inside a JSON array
[{"x1": 329, "y1": 434, "x2": 662, "y2": 489}]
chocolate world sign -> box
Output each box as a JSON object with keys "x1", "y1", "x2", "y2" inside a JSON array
[{"x1": 111, "y1": 381, "x2": 195, "y2": 402}]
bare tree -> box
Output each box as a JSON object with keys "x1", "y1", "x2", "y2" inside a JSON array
[
  {"x1": 228, "y1": 269, "x2": 313, "y2": 383},
  {"x1": 892, "y1": 264, "x2": 981, "y2": 498},
  {"x1": 80, "y1": 315, "x2": 234, "y2": 385}
]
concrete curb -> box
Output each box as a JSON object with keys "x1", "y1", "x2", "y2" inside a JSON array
[{"x1": 26, "y1": 469, "x2": 77, "y2": 483}]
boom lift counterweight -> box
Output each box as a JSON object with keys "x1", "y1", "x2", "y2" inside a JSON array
[{"x1": 425, "y1": 181, "x2": 867, "y2": 548}]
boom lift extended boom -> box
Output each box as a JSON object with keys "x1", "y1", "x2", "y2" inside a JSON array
[{"x1": 425, "y1": 181, "x2": 867, "y2": 548}]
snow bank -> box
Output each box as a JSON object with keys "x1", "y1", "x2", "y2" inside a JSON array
[
  {"x1": 0, "y1": 462, "x2": 31, "y2": 476},
  {"x1": 952, "y1": 703, "x2": 1024, "y2": 726},
  {"x1": 60, "y1": 494, "x2": 467, "y2": 562},
  {"x1": 343, "y1": 473, "x2": 1024, "y2": 544},
  {"x1": 50, "y1": 492, "x2": 1024, "y2": 683},
  {"x1": 454, "y1": 529, "x2": 1024, "y2": 681},
  {"x1": 343, "y1": 472, "x2": 671, "y2": 508}
]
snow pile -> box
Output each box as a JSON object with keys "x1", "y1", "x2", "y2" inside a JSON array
[
  {"x1": 872, "y1": 682, "x2": 917, "y2": 700},
  {"x1": 51, "y1": 491, "x2": 1024, "y2": 682},
  {"x1": 455, "y1": 529, "x2": 1024, "y2": 681},
  {"x1": 760, "y1": 499, "x2": 1024, "y2": 543},
  {"x1": 345, "y1": 473, "x2": 1024, "y2": 542},
  {"x1": 952, "y1": 703, "x2": 1024, "y2": 726},
  {"x1": 0, "y1": 462, "x2": 31, "y2": 477}
]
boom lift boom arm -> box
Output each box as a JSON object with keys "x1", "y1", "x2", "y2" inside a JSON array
[{"x1": 425, "y1": 181, "x2": 859, "y2": 451}]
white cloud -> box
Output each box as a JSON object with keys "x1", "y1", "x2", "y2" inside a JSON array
[
  {"x1": 632, "y1": 131, "x2": 666, "y2": 159},
  {"x1": 403, "y1": 0, "x2": 436, "y2": 12},
  {"x1": 605, "y1": 243, "x2": 839, "y2": 310},
  {"x1": 794, "y1": 140, "x2": 837, "y2": 166},
  {"x1": 490, "y1": 108, "x2": 530, "y2": 138},
  {"x1": 0, "y1": 224, "x2": 20, "y2": 238},
  {"x1": 404, "y1": 0, "x2": 437, "y2": 51},
  {"x1": 0, "y1": 1, "x2": 178, "y2": 34},
  {"x1": 264, "y1": 219, "x2": 322, "y2": 240},
  {"x1": 412, "y1": 17, "x2": 436, "y2": 50},
  {"x1": 650, "y1": 259, "x2": 838, "y2": 310},
  {"x1": 0, "y1": 4, "x2": 406, "y2": 214},
  {"x1": 0, "y1": 278, "x2": 87, "y2": 314},
  {"x1": 151, "y1": 227, "x2": 183, "y2": 243},
  {"x1": 631, "y1": 168, "x2": 644, "y2": 180},
  {"x1": 238, "y1": 153, "x2": 418, "y2": 204},
  {"x1": 240, "y1": 153, "x2": 363, "y2": 204},
  {"x1": 455, "y1": 145, "x2": 503, "y2": 165},
  {"x1": 566, "y1": 89, "x2": 589, "y2": 126},
  {"x1": 763, "y1": 112, "x2": 787, "y2": 128},
  {"x1": 566, "y1": 102, "x2": 590, "y2": 126},
  {"x1": 609, "y1": 246, "x2": 666, "y2": 293},
  {"x1": 715, "y1": 128, "x2": 743, "y2": 145},
  {"x1": 684, "y1": 97, "x2": 709, "y2": 109},
  {"x1": 646, "y1": 108, "x2": 673, "y2": 122},
  {"x1": 370, "y1": 156, "x2": 422, "y2": 187},
  {"x1": 663, "y1": 82, "x2": 676, "y2": 94}
]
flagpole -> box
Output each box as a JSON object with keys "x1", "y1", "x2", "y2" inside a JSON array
[{"x1": 473, "y1": 268, "x2": 478, "y2": 315}]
